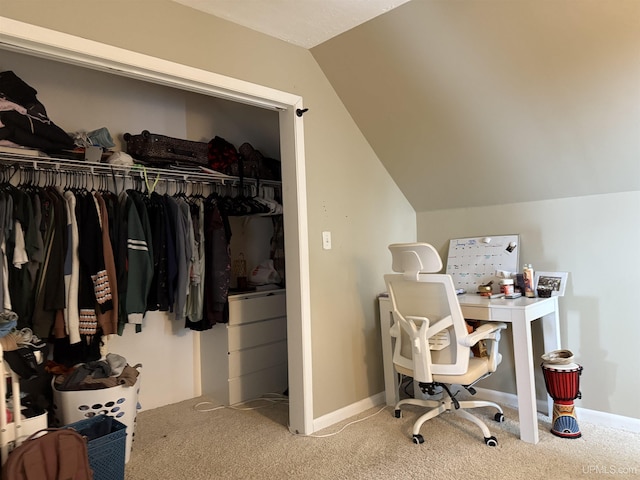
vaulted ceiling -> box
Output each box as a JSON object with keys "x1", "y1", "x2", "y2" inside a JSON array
[
  {"x1": 175, "y1": 1, "x2": 640, "y2": 212},
  {"x1": 172, "y1": 0, "x2": 411, "y2": 49}
]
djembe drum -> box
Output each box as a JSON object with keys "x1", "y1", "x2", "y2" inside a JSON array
[{"x1": 541, "y1": 358, "x2": 583, "y2": 438}]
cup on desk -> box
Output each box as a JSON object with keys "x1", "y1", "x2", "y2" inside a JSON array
[
  {"x1": 500, "y1": 279, "x2": 514, "y2": 296},
  {"x1": 477, "y1": 285, "x2": 493, "y2": 296}
]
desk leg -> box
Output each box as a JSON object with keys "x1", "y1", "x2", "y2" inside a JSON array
[
  {"x1": 379, "y1": 301, "x2": 399, "y2": 406},
  {"x1": 511, "y1": 319, "x2": 539, "y2": 444},
  {"x1": 541, "y1": 297, "x2": 561, "y2": 416}
]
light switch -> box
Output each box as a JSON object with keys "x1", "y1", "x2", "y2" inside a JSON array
[{"x1": 322, "y1": 231, "x2": 332, "y2": 250}]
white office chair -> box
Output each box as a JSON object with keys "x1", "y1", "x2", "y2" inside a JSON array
[{"x1": 384, "y1": 243, "x2": 507, "y2": 446}]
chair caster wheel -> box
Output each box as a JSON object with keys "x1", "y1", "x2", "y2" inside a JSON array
[
  {"x1": 394, "y1": 409, "x2": 401, "y2": 418},
  {"x1": 494, "y1": 412, "x2": 505, "y2": 423},
  {"x1": 484, "y1": 436, "x2": 498, "y2": 447},
  {"x1": 412, "y1": 434, "x2": 424, "y2": 444}
]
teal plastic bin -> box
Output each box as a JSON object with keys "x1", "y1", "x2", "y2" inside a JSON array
[{"x1": 66, "y1": 415, "x2": 127, "y2": 480}]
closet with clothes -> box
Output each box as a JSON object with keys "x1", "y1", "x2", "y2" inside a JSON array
[
  {"x1": 0, "y1": 156, "x2": 286, "y2": 386},
  {"x1": 0, "y1": 41, "x2": 293, "y2": 436},
  {"x1": 0, "y1": 160, "x2": 284, "y2": 331}
]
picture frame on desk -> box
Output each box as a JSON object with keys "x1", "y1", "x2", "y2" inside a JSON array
[{"x1": 534, "y1": 271, "x2": 568, "y2": 296}]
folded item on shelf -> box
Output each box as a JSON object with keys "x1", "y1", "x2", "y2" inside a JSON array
[
  {"x1": 106, "y1": 151, "x2": 134, "y2": 165},
  {"x1": 0, "y1": 71, "x2": 75, "y2": 152},
  {"x1": 0, "y1": 310, "x2": 18, "y2": 337},
  {"x1": 249, "y1": 259, "x2": 281, "y2": 285}
]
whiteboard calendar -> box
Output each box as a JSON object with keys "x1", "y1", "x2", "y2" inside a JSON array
[{"x1": 445, "y1": 234, "x2": 520, "y2": 292}]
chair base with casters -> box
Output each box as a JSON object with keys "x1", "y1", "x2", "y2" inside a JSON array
[{"x1": 394, "y1": 381, "x2": 505, "y2": 446}]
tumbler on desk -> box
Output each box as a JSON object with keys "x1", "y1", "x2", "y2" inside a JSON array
[
  {"x1": 523, "y1": 264, "x2": 535, "y2": 297},
  {"x1": 541, "y1": 350, "x2": 583, "y2": 439}
]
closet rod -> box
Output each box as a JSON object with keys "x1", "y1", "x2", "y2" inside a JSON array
[{"x1": 0, "y1": 154, "x2": 281, "y2": 187}]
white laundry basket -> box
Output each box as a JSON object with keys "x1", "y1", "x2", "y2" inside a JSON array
[{"x1": 52, "y1": 375, "x2": 141, "y2": 463}]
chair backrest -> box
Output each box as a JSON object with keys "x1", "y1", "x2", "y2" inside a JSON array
[
  {"x1": 389, "y1": 243, "x2": 443, "y2": 279},
  {"x1": 384, "y1": 243, "x2": 472, "y2": 383}
]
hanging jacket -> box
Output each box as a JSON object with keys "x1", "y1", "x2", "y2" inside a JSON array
[
  {"x1": 31, "y1": 188, "x2": 66, "y2": 338},
  {"x1": 63, "y1": 190, "x2": 80, "y2": 344},
  {"x1": 124, "y1": 191, "x2": 153, "y2": 326},
  {"x1": 76, "y1": 191, "x2": 112, "y2": 338},
  {"x1": 144, "y1": 192, "x2": 169, "y2": 312},
  {"x1": 95, "y1": 192, "x2": 119, "y2": 335},
  {"x1": 202, "y1": 196, "x2": 231, "y2": 328},
  {"x1": 173, "y1": 197, "x2": 193, "y2": 321},
  {"x1": 114, "y1": 191, "x2": 129, "y2": 334},
  {"x1": 185, "y1": 198, "x2": 205, "y2": 324},
  {"x1": 163, "y1": 195, "x2": 179, "y2": 311}
]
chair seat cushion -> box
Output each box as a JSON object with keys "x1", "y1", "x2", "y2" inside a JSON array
[{"x1": 432, "y1": 356, "x2": 495, "y2": 385}]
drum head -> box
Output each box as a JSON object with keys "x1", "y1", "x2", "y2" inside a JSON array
[{"x1": 542, "y1": 362, "x2": 581, "y2": 372}]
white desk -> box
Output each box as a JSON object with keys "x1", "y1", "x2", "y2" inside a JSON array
[{"x1": 378, "y1": 294, "x2": 561, "y2": 444}]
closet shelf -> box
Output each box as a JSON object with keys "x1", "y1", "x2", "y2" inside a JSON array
[{"x1": 0, "y1": 153, "x2": 281, "y2": 187}]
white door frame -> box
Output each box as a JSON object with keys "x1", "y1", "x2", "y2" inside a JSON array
[{"x1": 0, "y1": 17, "x2": 314, "y2": 435}]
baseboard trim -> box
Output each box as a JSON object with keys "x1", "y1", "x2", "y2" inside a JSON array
[
  {"x1": 313, "y1": 392, "x2": 386, "y2": 432},
  {"x1": 474, "y1": 387, "x2": 640, "y2": 434},
  {"x1": 314, "y1": 389, "x2": 640, "y2": 435}
]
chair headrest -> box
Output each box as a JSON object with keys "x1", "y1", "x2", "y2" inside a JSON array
[{"x1": 389, "y1": 243, "x2": 443, "y2": 278}]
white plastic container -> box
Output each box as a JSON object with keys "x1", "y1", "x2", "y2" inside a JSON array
[
  {"x1": 500, "y1": 278, "x2": 514, "y2": 296},
  {"x1": 52, "y1": 376, "x2": 140, "y2": 463}
]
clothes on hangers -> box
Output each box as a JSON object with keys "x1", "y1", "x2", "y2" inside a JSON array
[
  {"x1": 32, "y1": 187, "x2": 66, "y2": 339},
  {"x1": 0, "y1": 162, "x2": 283, "y2": 364},
  {"x1": 186, "y1": 194, "x2": 231, "y2": 331}
]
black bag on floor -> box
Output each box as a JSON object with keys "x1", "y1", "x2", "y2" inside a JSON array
[{"x1": 124, "y1": 130, "x2": 208, "y2": 167}]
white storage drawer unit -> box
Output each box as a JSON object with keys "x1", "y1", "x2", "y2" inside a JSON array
[{"x1": 200, "y1": 290, "x2": 287, "y2": 405}]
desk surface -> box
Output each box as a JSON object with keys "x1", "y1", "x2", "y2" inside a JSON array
[
  {"x1": 458, "y1": 294, "x2": 553, "y2": 309},
  {"x1": 455, "y1": 294, "x2": 558, "y2": 324}
]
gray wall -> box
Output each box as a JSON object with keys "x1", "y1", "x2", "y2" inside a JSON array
[
  {"x1": 1, "y1": 1, "x2": 416, "y2": 419},
  {"x1": 312, "y1": 0, "x2": 640, "y2": 420},
  {"x1": 312, "y1": 0, "x2": 640, "y2": 211},
  {"x1": 418, "y1": 192, "x2": 640, "y2": 419}
]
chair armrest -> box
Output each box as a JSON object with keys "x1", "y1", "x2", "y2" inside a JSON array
[
  {"x1": 461, "y1": 322, "x2": 507, "y2": 373},
  {"x1": 460, "y1": 322, "x2": 507, "y2": 347}
]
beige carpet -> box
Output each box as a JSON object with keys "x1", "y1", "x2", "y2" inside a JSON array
[{"x1": 124, "y1": 395, "x2": 639, "y2": 480}]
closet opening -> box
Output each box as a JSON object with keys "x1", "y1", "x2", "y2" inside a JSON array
[{"x1": 0, "y1": 17, "x2": 313, "y2": 435}]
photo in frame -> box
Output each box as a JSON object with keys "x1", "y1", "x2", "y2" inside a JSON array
[{"x1": 534, "y1": 271, "x2": 568, "y2": 296}]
